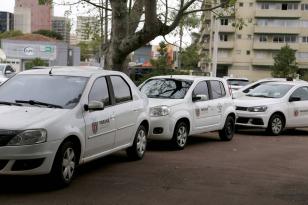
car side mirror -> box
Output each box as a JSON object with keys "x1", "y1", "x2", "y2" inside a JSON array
[
  {"x1": 84, "y1": 101, "x2": 105, "y2": 111},
  {"x1": 289, "y1": 97, "x2": 301, "y2": 102},
  {"x1": 192, "y1": 94, "x2": 208, "y2": 102}
]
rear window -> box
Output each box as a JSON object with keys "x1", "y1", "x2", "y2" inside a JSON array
[
  {"x1": 227, "y1": 79, "x2": 249, "y2": 86},
  {"x1": 210, "y1": 81, "x2": 226, "y2": 99}
]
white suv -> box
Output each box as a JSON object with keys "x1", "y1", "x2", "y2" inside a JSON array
[
  {"x1": 235, "y1": 81, "x2": 308, "y2": 135},
  {"x1": 140, "y1": 75, "x2": 236, "y2": 149},
  {"x1": 0, "y1": 67, "x2": 149, "y2": 186}
]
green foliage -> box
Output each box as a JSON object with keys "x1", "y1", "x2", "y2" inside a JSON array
[
  {"x1": 0, "y1": 30, "x2": 23, "y2": 42},
  {"x1": 33, "y1": 30, "x2": 63, "y2": 40},
  {"x1": 271, "y1": 45, "x2": 299, "y2": 78},
  {"x1": 25, "y1": 58, "x2": 48, "y2": 70},
  {"x1": 150, "y1": 41, "x2": 171, "y2": 70},
  {"x1": 181, "y1": 44, "x2": 199, "y2": 70},
  {"x1": 78, "y1": 38, "x2": 102, "y2": 61}
]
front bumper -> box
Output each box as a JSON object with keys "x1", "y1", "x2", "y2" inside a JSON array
[
  {"x1": 148, "y1": 116, "x2": 175, "y2": 140},
  {"x1": 236, "y1": 111, "x2": 269, "y2": 128},
  {"x1": 0, "y1": 140, "x2": 61, "y2": 175}
]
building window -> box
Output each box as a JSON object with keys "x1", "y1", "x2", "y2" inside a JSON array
[
  {"x1": 302, "y1": 36, "x2": 308, "y2": 43},
  {"x1": 220, "y1": 18, "x2": 229, "y2": 26},
  {"x1": 239, "y1": 2, "x2": 243, "y2": 7},
  {"x1": 246, "y1": 50, "x2": 251, "y2": 55},
  {"x1": 237, "y1": 34, "x2": 242, "y2": 39},
  {"x1": 249, "y1": 3, "x2": 253, "y2": 7},
  {"x1": 220, "y1": 34, "x2": 228, "y2": 42},
  {"x1": 282, "y1": 4, "x2": 288, "y2": 10},
  {"x1": 301, "y1": 4, "x2": 308, "y2": 10},
  {"x1": 261, "y1": 3, "x2": 269, "y2": 9},
  {"x1": 247, "y1": 35, "x2": 252, "y2": 40},
  {"x1": 259, "y1": 35, "x2": 268, "y2": 42}
]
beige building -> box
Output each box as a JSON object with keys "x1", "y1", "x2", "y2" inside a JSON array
[
  {"x1": 200, "y1": 0, "x2": 308, "y2": 80},
  {"x1": 76, "y1": 16, "x2": 100, "y2": 43},
  {"x1": 52, "y1": 16, "x2": 70, "y2": 43}
]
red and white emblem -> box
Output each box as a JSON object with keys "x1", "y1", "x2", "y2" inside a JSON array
[
  {"x1": 294, "y1": 110, "x2": 299, "y2": 117},
  {"x1": 92, "y1": 122, "x2": 98, "y2": 134}
]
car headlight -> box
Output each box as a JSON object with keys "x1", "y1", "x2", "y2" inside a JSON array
[
  {"x1": 7, "y1": 129, "x2": 47, "y2": 146},
  {"x1": 150, "y1": 106, "x2": 170, "y2": 117},
  {"x1": 247, "y1": 106, "x2": 268, "y2": 112}
]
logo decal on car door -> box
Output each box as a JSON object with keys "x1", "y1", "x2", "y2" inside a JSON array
[{"x1": 92, "y1": 122, "x2": 98, "y2": 134}]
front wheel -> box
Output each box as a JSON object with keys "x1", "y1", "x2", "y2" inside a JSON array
[
  {"x1": 172, "y1": 121, "x2": 188, "y2": 150},
  {"x1": 127, "y1": 125, "x2": 147, "y2": 160},
  {"x1": 50, "y1": 141, "x2": 78, "y2": 187},
  {"x1": 219, "y1": 116, "x2": 235, "y2": 141},
  {"x1": 267, "y1": 114, "x2": 284, "y2": 136}
]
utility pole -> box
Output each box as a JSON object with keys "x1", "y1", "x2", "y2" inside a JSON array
[
  {"x1": 178, "y1": 23, "x2": 183, "y2": 70},
  {"x1": 212, "y1": 15, "x2": 219, "y2": 77}
]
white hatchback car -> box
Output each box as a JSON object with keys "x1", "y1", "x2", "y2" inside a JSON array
[
  {"x1": 140, "y1": 75, "x2": 236, "y2": 149},
  {"x1": 0, "y1": 67, "x2": 149, "y2": 186},
  {"x1": 235, "y1": 81, "x2": 308, "y2": 135}
]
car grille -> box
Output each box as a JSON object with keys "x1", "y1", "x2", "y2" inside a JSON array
[
  {"x1": 0, "y1": 130, "x2": 21, "y2": 147},
  {"x1": 236, "y1": 106, "x2": 248, "y2": 111}
]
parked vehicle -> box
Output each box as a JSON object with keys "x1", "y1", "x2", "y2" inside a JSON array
[
  {"x1": 223, "y1": 77, "x2": 249, "y2": 92},
  {"x1": 0, "y1": 64, "x2": 16, "y2": 84},
  {"x1": 0, "y1": 67, "x2": 149, "y2": 186},
  {"x1": 232, "y1": 78, "x2": 304, "y2": 99},
  {"x1": 139, "y1": 75, "x2": 236, "y2": 149},
  {"x1": 234, "y1": 81, "x2": 308, "y2": 135}
]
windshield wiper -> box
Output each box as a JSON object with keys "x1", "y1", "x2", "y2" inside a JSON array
[
  {"x1": 0, "y1": 101, "x2": 23, "y2": 106},
  {"x1": 15, "y1": 100, "x2": 63, "y2": 109}
]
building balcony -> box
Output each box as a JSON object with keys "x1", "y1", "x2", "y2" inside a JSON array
[
  {"x1": 254, "y1": 26, "x2": 300, "y2": 34},
  {"x1": 218, "y1": 41, "x2": 234, "y2": 49},
  {"x1": 219, "y1": 25, "x2": 235, "y2": 33},
  {"x1": 255, "y1": 9, "x2": 301, "y2": 19},
  {"x1": 217, "y1": 56, "x2": 233, "y2": 65},
  {"x1": 253, "y1": 42, "x2": 299, "y2": 50},
  {"x1": 252, "y1": 58, "x2": 274, "y2": 66}
]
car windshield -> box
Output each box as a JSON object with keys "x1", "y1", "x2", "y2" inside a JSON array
[
  {"x1": 246, "y1": 83, "x2": 294, "y2": 98},
  {"x1": 0, "y1": 74, "x2": 89, "y2": 109},
  {"x1": 227, "y1": 79, "x2": 249, "y2": 86},
  {"x1": 140, "y1": 78, "x2": 193, "y2": 99}
]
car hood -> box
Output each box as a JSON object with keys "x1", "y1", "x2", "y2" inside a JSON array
[
  {"x1": 234, "y1": 96, "x2": 282, "y2": 107},
  {"x1": 0, "y1": 106, "x2": 69, "y2": 130},
  {"x1": 148, "y1": 98, "x2": 185, "y2": 108}
]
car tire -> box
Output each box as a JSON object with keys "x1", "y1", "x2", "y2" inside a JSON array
[
  {"x1": 267, "y1": 114, "x2": 284, "y2": 136},
  {"x1": 219, "y1": 115, "x2": 235, "y2": 141},
  {"x1": 127, "y1": 125, "x2": 147, "y2": 160},
  {"x1": 172, "y1": 121, "x2": 188, "y2": 150},
  {"x1": 49, "y1": 141, "x2": 78, "y2": 188}
]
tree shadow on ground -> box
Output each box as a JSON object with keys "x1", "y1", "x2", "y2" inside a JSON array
[{"x1": 236, "y1": 128, "x2": 308, "y2": 137}]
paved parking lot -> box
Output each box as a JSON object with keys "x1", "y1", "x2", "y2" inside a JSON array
[{"x1": 1, "y1": 129, "x2": 308, "y2": 205}]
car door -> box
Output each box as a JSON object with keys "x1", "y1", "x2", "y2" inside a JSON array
[
  {"x1": 109, "y1": 75, "x2": 137, "y2": 147},
  {"x1": 83, "y1": 76, "x2": 116, "y2": 158},
  {"x1": 287, "y1": 86, "x2": 308, "y2": 127},
  {"x1": 192, "y1": 80, "x2": 217, "y2": 132},
  {"x1": 207, "y1": 80, "x2": 226, "y2": 128}
]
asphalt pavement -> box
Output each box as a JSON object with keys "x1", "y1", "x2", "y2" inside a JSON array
[{"x1": 1, "y1": 129, "x2": 308, "y2": 205}]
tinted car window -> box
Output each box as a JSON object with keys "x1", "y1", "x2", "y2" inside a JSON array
[
  {"x1": 141, "y1": 78, "x2": 193, "y2": 99},
  {"x1": 193, "y1": 81, "x2": 209, "y2": 98},
  {"x1": 110, "y1": 76, "x2": 132, "y2": 103},
  {"x1": 290, "y1": 87, "x2": 308, "y2": 101},
  {"x1": 0, "y1": 74, "x2": 88, "y2": 109},
  {"x1": 89, "y1": 77, "x2": 110, "y2": 106},
  {"x1": 227, "y1": 79, "x2": 249, "y2": 86},
  {"x1": 210, "y1": 81, "x2": 226, "y2": 99}
]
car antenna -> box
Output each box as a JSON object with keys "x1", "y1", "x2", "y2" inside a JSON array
[{"x1": 49, "y1": 67, "x2": 53, "y2": 75}]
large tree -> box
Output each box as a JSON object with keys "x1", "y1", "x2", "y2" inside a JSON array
[
  {"x1": 271, "y1": 45, "x2": 299, "y2": 78},
  {"x1": 40, "y1": 0, "x2": 235, "y2": 73}
]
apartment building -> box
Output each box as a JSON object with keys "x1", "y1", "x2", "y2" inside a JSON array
[
  {"x1": 52, "y1": 16, "x2": 70, "y2": 43},
  {"x1": 200, "y1": 0, "x2": 308, "y2": 80},
  {"x1": 76, "y1": 16, "x2": 100, "y2": 43}
]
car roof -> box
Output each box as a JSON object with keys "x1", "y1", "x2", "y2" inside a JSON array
[
  {"x1": 223, "y1": 76, "x2": 249, "y2": 81},
  {"x1": 149, "y1": 75, "x2": 224, "y2": 82},
  {"x1": 266, "y1": 81, "x2": 308, "y2": 86},
  {"x1": 19, "y1": 66, "x2": 124, "y2": 77}
]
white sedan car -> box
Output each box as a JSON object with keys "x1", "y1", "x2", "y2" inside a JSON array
[
  {"x1": 235, "y1": 81, "x2": 308, "y2": 135},
  {"x1": 0, "y1": 67, "x2": 149, "y2": 186},
  {"x1": 140, "y1": 75, "x2": 236, "y2": 149}
]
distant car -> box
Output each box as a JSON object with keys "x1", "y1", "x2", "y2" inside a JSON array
[
  {"x1": 0, "y1": 67, "x2": 149, "y2": 187},
  {"x1": 232, "y1": 78, "x2": 304, "y2": 99},
  {"x1": 0, "y1": 64, "x2": 16, "y2": 84},
  {"x1": 223, "y1": 77, "x2": 250, "y2": 92},
  {"x1": 234, "y1": 81, "x2": 308, "y2": 135},
  {"x1": 140, "y1": 75, "x2": 236, "y2": 149}
]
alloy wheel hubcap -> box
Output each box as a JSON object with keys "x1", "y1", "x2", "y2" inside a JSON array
[
  {"x1": 177, "y1": 126, "x2": 187, "y2": 147},
  {"x1": 137, "y1": 129, "x2": 146, "y2": 155},
  {"x1": 62, "y1": 147, "x2": 75, "y2": 181},
  {"x1": 272, "y1": 118, "x2": 282, "y2": 134}
]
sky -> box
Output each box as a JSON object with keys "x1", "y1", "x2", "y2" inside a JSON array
[{"x1": 0, "y1": 0, "x2": 192, "y2": 46}]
